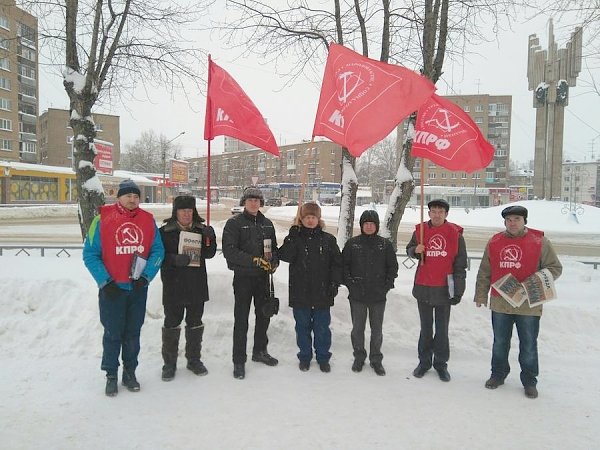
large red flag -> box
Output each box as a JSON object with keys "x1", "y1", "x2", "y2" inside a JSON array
[
  {"x1": 411, "y1": 94, "x2": 494, "y2": 172},
  {"x1": 312, "y1": 43, "x2": 435, "y2": 157},
  {"x1": 204, "y1": 59, "x2": 279, "y2": 156}
]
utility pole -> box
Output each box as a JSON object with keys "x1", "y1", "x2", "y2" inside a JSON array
[{"x1": 162, "y1": 131, "x2": 186, "y2": 203}]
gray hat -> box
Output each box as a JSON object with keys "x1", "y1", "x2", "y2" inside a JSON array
[
  {"x1": 501, "y1": 205, "x2": 528, "y2": 223},
  {"x1": 428, "y1": 199, "x2": 450, "y2": 212},
  {"x1": 240, "y1": 186, "x2": 264, "y2": 206},
  {"x1": 117, "y1": 179, "x2": 141, "y2": 197}
]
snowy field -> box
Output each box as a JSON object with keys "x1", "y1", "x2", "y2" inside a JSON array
[{"x1": 1, "y1": 200, "x2": 599, "y2": 449}]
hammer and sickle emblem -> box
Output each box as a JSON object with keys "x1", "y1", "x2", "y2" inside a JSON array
[{"x1": 337, "y1": 71, "x2": 363, "y2": 104}]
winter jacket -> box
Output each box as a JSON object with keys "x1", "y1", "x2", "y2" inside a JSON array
[
  {"x1": 474, "y1": 228, "x2": 563, "y2": 316},
  {"x1": 222, "y1": 210, "x2": 278, "y2": 276},
  {"x1": 342, "y1": 233, "x2": 398, "y2": 304},
  {"x1": 406, "y1": 221, "x2": 467, "y2": 306},
  {"x1": 159, "y1": 219, "x2": 217, "y2": 306},
  {"x1": 83, "y1": 207, "x2": 164, "y2": 290},
  {"x1": 278, "y1": 225, "x2": 342, "y2": 309}
]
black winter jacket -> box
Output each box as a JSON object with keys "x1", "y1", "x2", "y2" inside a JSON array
[
  {"x1": 278, "y1": 226, "x2": 342, "y2": 309},
  {"x1": 342, "y1": 233, "x2": 399, "y2": 304},
  {"x1": 222, "y1": 210, "x2": 278, "y2": 276},
  {"x1": 159, "y1": 219, "x2": 217, "y2": 306}
]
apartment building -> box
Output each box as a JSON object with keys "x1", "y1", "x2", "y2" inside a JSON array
[{"x1": 0, "y1": 0, "x2": 38, "y2": 163}]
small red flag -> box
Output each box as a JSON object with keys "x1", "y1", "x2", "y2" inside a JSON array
[
  {"x1": 204, "y1": 58, "x2": 279, "y2": 156},
  {"x1": 411, "y1": 94, "x2": 494, "y2": 172},
  {"x1": 312, "y1": 43, "x2": 435, "y2": 157}
]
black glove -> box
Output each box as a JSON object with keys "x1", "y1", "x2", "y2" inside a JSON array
[
  {"x1": 450, "y1": 296, "x2": 462, "y2": 305},
  {"x1": 174, "y1": 254, "x2": 191, "y2": 267},
  {"x1": 329, "y1": 283, "x2": 339, "y2": 298},
  {"x1": 102, "y1": 280, "x2": 122, "y2": 299},
  {"x1": 133, "y1": 277, "x2": 148, "y2": 290},
  {"x1": 287, "y1": 225, "x2": 300, "y2": 238},
  {"x1": 202, "y1": 226, "x2": 216, "y2": 241}
]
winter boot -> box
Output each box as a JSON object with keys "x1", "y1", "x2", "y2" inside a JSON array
[
  {"x1": 485, "y1": 376, "x2": 505, "y2": 389},
  {"x1": 299, "y1": 361, "x2": 310, "y2": 372},
  {"x1": 352, "y1": 360, "x2": 364, "y2": 373},
  {"x1": 370, "y1": 362, "x2": 386, "y2": 376},
  {"x1": 161, "y1": 326, "x2": 181, "y2": 381},
  {"x1": 319, "y1": 362, "x2": 331, "y2": 373},
  {"x1": 524, "y1": 385, "x2": 538, "y2": 399},
  {"x1": 105, "y1": 373, "x2": 118, "y2": 397},
  {"x1": 412, "y1": 364, "x2": 429, "y2": 378},
  {"x1": 122, "y1": 369, "x2": 141, "y2": 392},
  {"x1": 251, "y1": 350, "x2": 278, "y2": 366},
  {"x1": 186, "y1": 325, "x2": 208, "y2": 376},
  {"x1": 436, "y1": 367, "x2": 451, "y2": 382},
  {"x1": 233, "y1": 363, "x2": 245, "y2": 380}
]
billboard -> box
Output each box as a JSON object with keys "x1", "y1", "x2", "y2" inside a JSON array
[
  {"x1": 170, "y1": 159, "x2": 189, "y2": 184},
  {"x1": 94, "y1": 140, "x2": 113, "y2": 175}
]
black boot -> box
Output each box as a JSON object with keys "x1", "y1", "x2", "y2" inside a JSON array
[
  {"x1": 105, "y1": 373, "x2": 118, "y2": 397},
  {"x1": 370, "y1": 362, "x2": 386, "y2": 376},
  {"x1": 252, "y1": 350, "x2": 278, "y2": 366},
  {"x1": 161, "y1": 326, "x2": 181, "y2": 381},
  {"x1": 122, "y1": 369, "x2": 140, "y2": 392},
  {"x1": 186, "y1": 325, "x2": 208, "y2": 376},
  {"x1": 233, "y1": 363, "x2": 245, "y2": 379}
]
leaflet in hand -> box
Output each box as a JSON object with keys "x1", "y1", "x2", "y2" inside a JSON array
[
  {"x1": 178, "y1": 231, "x2": 202, "y2": 267},
  {"x1": 492, "y1": 269, "x2": 557, "y2": 308},
  {"x1": 492, "y1": 273, "x2": 528, "y2": 308},
  {"x1": 130, "y1": 253, "x2": 147, "y2": 280}
]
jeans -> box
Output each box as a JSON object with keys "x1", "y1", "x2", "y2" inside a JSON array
[
  {"x1": 293, "y1": 307, "x2": 332, "y2": 364},
  {"x1": 350, "y1": 300, "x2": 386, "y2": 364},
  {"x1": 491, "y1": 311, "x2": 540, "y2": 387},
  {"x1": 99, "y1": 286, "x2": 147, "y2": 375},
  {"x1": 417, "y1": 301, "x2": 451, "y2": 370},
  {"x1": 232, "y1": 274, "x2": 270, "y2": 364}
]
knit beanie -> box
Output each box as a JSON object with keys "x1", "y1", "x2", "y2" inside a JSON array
[
  {"x1": 117, "y1": 179, "x2": 141, "y2": 197},
  {"x1": 300, "y1": 202, "x2": 321, "y2": 219},
  {"x1": 240, "y1": 186, "x2": 264, "y2": 206},
  {"x1": 359, "y1": 210, "x2": 380, "y2": 233}
]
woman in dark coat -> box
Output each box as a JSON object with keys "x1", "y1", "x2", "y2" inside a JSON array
[
  {"x1": 278, "y1": 202, "x2": 342, "y2": 373},
  {"x1": 159, "y1": 196, "x2": 216, "y2": 381}
]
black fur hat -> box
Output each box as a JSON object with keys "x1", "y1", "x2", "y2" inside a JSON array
[
  {"x1": 240, "y1": 186, "x2": 264, "y2": 207},
  {"x1": 168, "y1": 195, "x2": 204, "y2": 224}
]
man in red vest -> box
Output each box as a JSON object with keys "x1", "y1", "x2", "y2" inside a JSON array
[
  {"x1": 407, "y1": 199, "x2": 467, "y2": 382},
  {"x1": 83, "y1": 179, "x2": 165, "y2": 397},
  {"x1": 475, "y1": 205, "x2": 562, "y2": 399}
]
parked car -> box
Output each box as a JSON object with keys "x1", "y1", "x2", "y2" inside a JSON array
[
  {"x1": 285, "y1": 200, "x2": 298, "y2": 206},
  {"x1": 231, "y1": 205, "x2": 244, "y2": 214},
  {"x1": 265, "y1": 198, "x2": 282, "y2": 207}
]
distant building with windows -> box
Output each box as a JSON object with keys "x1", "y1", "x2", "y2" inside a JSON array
[
  {"x1": 38, "y1": 108, "x2": 121, "y2": 169},
  {"x1": 398, "y1": 94, "x2": 512, "y2": 195},
  {"x1": 562, "y1": 160, "x2": 599, "y2": 207},
  {"x1": 223, "y1": 136, "x2": 254, "y2": 153},
  {"x1": 0, "y1": 0, "x2": 38, "y2": 163}
]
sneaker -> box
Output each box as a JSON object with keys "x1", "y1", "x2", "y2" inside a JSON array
[
  {"x1": 299, "y1": 361, "x2": 310, "y2": 372},
  {"x1": 252, "y1": 351, "x2": 279, "y2": 366},
  {"x1": 319, "y1": 362, "x2": 331, "y2": 373},
  {"x1": 233, "y1": 363, "x2": 245, "y2": 380},
  {"x1": 484, "y1": 376, "x2": 505, "y2": 389},
  {"x1": 105, "y1": 374, "x2": 118, "y2": 397},
  {"x1": 370, "y1": 362, "x2": 386, "y2": 376},
  {"x1": 161, "y1": 364, "x2": 176, "y2": 382},
  {"x1": 187, "y1": 359, "x2": 208, "y2": 376},
  {"x1": 436, "y1": 367, "x2": 451, "y2": 382},
  {"x1": 524, "y1": 385, "x2": 538, "y2": 399},
  {"x1": 351, "y1": 360, "x2": 364, "y2": 373},
  {"x1": 122, "y1": 370, "x2": 140, "y2": 392},
  {"x1": 412, "y1": 364, "x2": 429, "y2": 378}
]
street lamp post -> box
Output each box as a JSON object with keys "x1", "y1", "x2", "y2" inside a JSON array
[{"x1": 162, "y1": 131, "x2": 185, "y2": 203}]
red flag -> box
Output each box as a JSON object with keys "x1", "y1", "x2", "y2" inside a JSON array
[
  {"x1": 411, "y1": 94, "x2": 494, "y2": 172},
  {"x1": 312, "y1": 43, "x2": 435, "y2": 157},
  {"x1": 204, "y1": 58, "x2": 279, "y2": 156}
]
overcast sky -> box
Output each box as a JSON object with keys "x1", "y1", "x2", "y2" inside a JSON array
[{"x1": 37, "y1": 5, "x2": 600, "y2": 165}]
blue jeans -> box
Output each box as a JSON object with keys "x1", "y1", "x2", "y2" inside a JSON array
[
  {"x1": 99, "y1": 286, "x2": 147, "y2": 375},
  {"x1": 293, "y1": 307, "x2": 332, "y2": 363},
  {"x1": 491, "y1": 311, "x2": 540, "y2": 387}
]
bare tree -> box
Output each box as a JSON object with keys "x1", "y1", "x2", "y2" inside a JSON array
[
  {"x1": 119, "y1": 130, "x2": 182, "y2": 174},
  {"x1": 216, "y1": 0, "x2": 522, "y2": 248},
  {"x1": 19, "y1": 0, "x2": 210, "y2": 238}
]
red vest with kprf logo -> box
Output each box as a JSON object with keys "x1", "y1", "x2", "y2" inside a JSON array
[
  {"x1": 414, "y1": 221, "x2": 463, "y2": 286},
  {"x1": 100, "y1": 203, "x2": 155, "y2": 283},
  {"x1": 488, "y1": 228, "x2": 543, "y2": 296}
]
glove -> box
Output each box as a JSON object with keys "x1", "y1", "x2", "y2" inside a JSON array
[
  {"x1": 287, "y1": 225, "x2": 300, "y2": 238},
  {"x1": 102, "y1": 281, "x2": 122, "y2": 299},
  {"x1": 133, "y1": 277, "x2": 148, "y2": 290},
  {"x1": 252, "y1": 257, "x2": 271, "y2": 272},
  {"x1": 174, "y1": 254, "x2": 191, "y2": 267},
  {"x1": 450, "y1": 296, "x2": 462, "y2": 305},
  {"x1": 329, "y1": 283, "x2": 339, "y2": 298},
  {"x1": 202, "y1": 226, "x2": 216, "y2": 241}
]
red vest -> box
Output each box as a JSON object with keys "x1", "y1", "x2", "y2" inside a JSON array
[
  {"x1": 100, "y1": 203, "x2": 156, "y2": 283},
  {"x1": 414, "y1": 221, "x2": 462, "y2": 286},
  {"x1": 488, "y1": 228, "x2": 543, "y2": 296}
]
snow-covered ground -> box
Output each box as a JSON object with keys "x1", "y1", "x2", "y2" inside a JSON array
[{"x1": 1, "y1": 201, "x2": 599, "y2": 449}]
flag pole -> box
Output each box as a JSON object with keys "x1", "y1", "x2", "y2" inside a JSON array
[
  {"x1": 205, "y1": 55, "x2": 213, "y2": 245},
  {"x1": 419, "y1": 158, "x2": 425, "y2": 265}
]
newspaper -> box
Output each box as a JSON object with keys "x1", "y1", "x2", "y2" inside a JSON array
[
  {"x1": 492, "y1": 269, "x2": 557, "y2": 308},
  {"x1": 130, "y1": 253, "x2": 147, "y2": 280},
  {"x1": 178, "y1": 231, "x2": 202, "y2": 267},
  {"x1": 492, "y1": 273, "x2": 528, "y2": 308}
]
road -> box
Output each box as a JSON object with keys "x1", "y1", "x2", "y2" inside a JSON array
[{"x1": 1, "y1": 201, "x2": 598, "y2": 257}]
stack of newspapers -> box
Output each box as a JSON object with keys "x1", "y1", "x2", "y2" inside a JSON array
[{"x1": 492, "y1": 268, "x2": 557, "y2": 308}]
